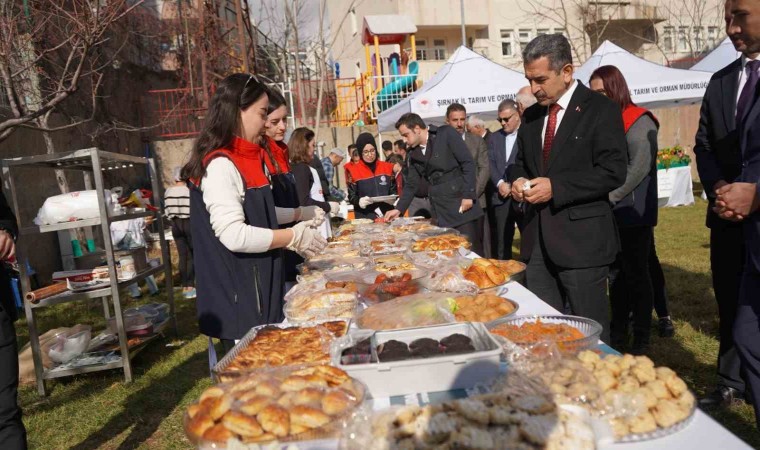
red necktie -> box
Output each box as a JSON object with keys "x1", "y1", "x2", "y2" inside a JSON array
[{"x1": 543, "y1": 103, "x2": 562, "y2": 168}]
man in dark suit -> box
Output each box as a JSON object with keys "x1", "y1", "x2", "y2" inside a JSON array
[
  {"x1": 693, "y1": 0, "x2": 753, "y2": 408},
  {"x1": 717, "y1": 0, "x2": 760, "y2": 423},
  {"x1": 385, "y1": 113, "x2": 483, "y2": 247},
  {"x1": 445, "y1": 103, "x2": 489, "y2": 256},
  {"x1": 509, "y1": 34, "x2": 627, "y2": 343},
  {"x1": 487, "y1": 99, "x2": 522, "y2": 260},
  {"x1": 0, "y1": 185, "x2": 27, "y2": 450}
]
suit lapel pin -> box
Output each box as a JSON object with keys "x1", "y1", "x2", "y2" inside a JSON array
[{"x1": 575, "y1": 106, "x2": 581, "y2": 112}]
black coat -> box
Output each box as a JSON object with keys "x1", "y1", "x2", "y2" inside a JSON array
[
  {"x1": 694, "y1": 58, "x2": 745, "y2": 230},
  {"x1": 397, "y1": 125, "x2": 484, "y2": 228},
  {"x1": 291, "y1": 162, "x2": 330, "y2": 213},
  {"x1": 508, "y1": 83, "x2": 627, "y2": 269},
  {"x1": 737, "y1": 66, "x2": 760, "y2": 274},
  {"x1": 0, "y1": 185, "x2": 19, "y2": 321}
]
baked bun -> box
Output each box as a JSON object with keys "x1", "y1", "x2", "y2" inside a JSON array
[
  {"x1": 222, "y1": 411, "x2": 264, "y2": 437},
  {"x1": 321, "y1": 389, "x2": 352, "y2": 415},
  {"x1": 255, "y1": 380, "x2": 281, "y2": 397},
  {"x1": 199, "y1": 386, "x2": 225, "y2": 402},
  {"x1": 187, "y1": 403, "x2": 201, "y2": 419},
  {"x1": 281, "y1": 375, "x2": 309, "y2": 392},
  {"x1": 202, "y1": 423, "x2": 233, "y2": 442},
  {"x1": 208, "y1": 394, "x2": 233, "y2": 420},
  {"x1": 289, "y1": 405, "x2": 331, "y2": 429},
  {"x1": 239, "y1": 395, "x2": 271, "y2": 416},
  {"x1": 485, "y1": 265, "x2": 507, "y2": 285},
  {"x1": 313, "y1": 365, "x2": 350, "y2": 386},
  {"x1": 257, "y1": 404, "x2": 290, "y2": 437},
  {"x1": 186, "y1": 412, "x2": 215, "y2": 438},
  {"x1": 242, "y1": 432, "x2": 276, "y2": 444},
  {"x1": 294, "y1": 387, "x2": 324, "y2": 406}
]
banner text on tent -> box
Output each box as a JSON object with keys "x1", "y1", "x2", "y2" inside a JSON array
[
  {"x1": 437, "y1": 93, "x2": 516, "y2": 108},
  {"x1": 631, "y1": 81, "x2": 709, "y2": 96}
]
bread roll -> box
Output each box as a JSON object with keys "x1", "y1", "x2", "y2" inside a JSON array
[
  {"x1": 255, "y1": 380, "x2": 281, "y2": 397},
  {"x1": 202, "y1": 423, "x2": 234, "y2": 442},
  {"x1": 281, "y1": 375, "x2": 310, "y2": 392},
  {"x1": 199, "y1": 386, "x2": 225, "y2": 402},
  {"x1": 257, "y1": 404, "x2": 290, "y2": 437},
  {"x1": 186, "y1": 412, "x2": 215, "y2": 438},
  {"x1": 313, "y1": 365, "x2": 350, "y2": 386},
  {"x1": 209, "y1": 394, "x2": 233, "y2": 420},
  {"x1": 222, "y1": 411, "x2": 264, "y2": 437},
  {"x1": 321, "y1": 389, "x2": 352, "y2": 415},
  {"x1": 294, "y1": 387, "x2": 324, "y2": 406},
  {"x1": 289, "y1": 405, "x2": 331, "y2": 429},
  {"x1": 240, "y1": 395, "x2": 271, "y2": 416}
]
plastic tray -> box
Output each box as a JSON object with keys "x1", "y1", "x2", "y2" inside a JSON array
[
  {"x1": 487, "y1": 314, "x2": 603, "y2": 354},
  {"x1": 332, "y1": 322, "x2": 502, "y2": 398},
  {"x1": 212, "y1": 319, "x2": 350, "y2": 383}
]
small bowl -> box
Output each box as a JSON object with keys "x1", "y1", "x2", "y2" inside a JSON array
[{"x1": 487, "y1": 314, "x2": 603, "y2": 354}]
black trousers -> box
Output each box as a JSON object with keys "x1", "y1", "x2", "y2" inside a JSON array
[
  {"x1": 488, "y1": 201, "x2": 520, "y2": 260},
  {"x1": 0, "y1": 304, "x2": 26, "y2": 450},
  {"x1": 171, "y1": 218, "x2": 194, "y2": 287},
  {"x1": 527, "y1": 230, "x2": 611, "y2": 343},
  {"x1": 609, "y1": 226, "x2": 655, "y2": 346},
  {"x1": 455, "y1": 219, "x2": 483, "y2": 257},
  {"x1": 650, "y1": 236, "x2": 670, "y2": 318},
  {"x1": 408, "y1": 196, "x2": 434, "y2": 220},
  {"x1": 733, "y1": 270, "x2": 760, "y2": 426},
  {"x1": 710, "y1": 226, "x2": 746, "y2": 392}
]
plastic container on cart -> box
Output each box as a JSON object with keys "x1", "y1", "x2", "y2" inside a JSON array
[{"x1": 332, "y1": 322, "x2": 502, "y2": 398}]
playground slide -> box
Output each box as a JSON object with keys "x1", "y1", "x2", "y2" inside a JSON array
[{"x1": 375, "y1": 60, "x2": 419, "y2": 113}]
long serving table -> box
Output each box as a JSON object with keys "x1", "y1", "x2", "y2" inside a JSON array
[{"x1": 295, "y1": 281, "x2": 753, "y2": 449}]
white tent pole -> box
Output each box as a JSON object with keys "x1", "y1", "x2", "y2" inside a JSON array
[{"x1": 460, "y1": 0, "x2": 466, "y2": 47}]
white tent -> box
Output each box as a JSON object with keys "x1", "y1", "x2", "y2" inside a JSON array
[
  {"x1": 574, "y1": 41, "x2": 713, "y2": 109},
  {"x1": 690, "y1": 38, "x2": 740, "y2": 73},
  {"x1": 376, "y1": 46, "x2": 527, "y2": 131}
]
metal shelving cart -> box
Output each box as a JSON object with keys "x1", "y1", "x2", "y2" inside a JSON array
[{"x1": 1, "y1": 148, "x2": 176, "y2": 396}]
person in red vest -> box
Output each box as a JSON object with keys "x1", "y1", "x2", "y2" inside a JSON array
[
  {"x1": 346, "y1": 133, "x2": 398, "y2": 219},
  {"x1": 590, "y1": 65, "x2": 662, "y2": 354}
]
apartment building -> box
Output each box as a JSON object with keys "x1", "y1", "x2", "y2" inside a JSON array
[{"x1": 327, "y1": 0, "x2": 726, "y2": 81}]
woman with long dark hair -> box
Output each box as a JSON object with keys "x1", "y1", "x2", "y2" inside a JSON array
[
  {"x1": 590, "y1": 65, "x2": 662, "y2": 354},
  {"x1": 182, "y1": 74, "x2": 327, "y2": 356},
  {"x1": 345, "y1": 133, "x2": 397, "y2": 219},
  {"x1": 289, "y1": 127, "x2": 334, "y2": 238}
]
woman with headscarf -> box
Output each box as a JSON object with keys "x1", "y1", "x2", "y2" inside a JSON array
[{"x1": 345, "y1": 132, "x2": 397, "y2": 219}]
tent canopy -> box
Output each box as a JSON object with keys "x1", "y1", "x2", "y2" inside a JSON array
[
  {"x1": 377, "y1": 46, "x2": 527, "y2": 131},
  {"x1": 690, "y1": 38, "x2": 740, "y2": 72},
  {"x1": 362, "y1": 15, "x2": 417, "y2": 45},
  {"x1": 574, "y1": 41, "x2": 712, "y2": 109}
]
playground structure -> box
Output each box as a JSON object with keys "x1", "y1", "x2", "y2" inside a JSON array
[{"x1": 332, "y1": 15, "x2": 420, "y2": 127}]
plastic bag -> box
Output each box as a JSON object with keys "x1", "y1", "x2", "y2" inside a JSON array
[
  {"x1": 355, "y1": 292, "x2": 458, "y2": 330},
  {"x1": 185, "y1": 364, "x2": 366, "y2": 447},
  {"x1": 297, "y1": 256, "x2": 370, "y2": 275},
  {"x1": 419, "y1": 264, "x2": 479, "y2": 295},
  {"x1": 326, "y1": 269, "x2": 427, "y2": 304},
  {"x1": 48, "y1": 326, "x2": 92, "y2": 364},
  {"x1": 34, "y1": 190, "x2": 115, "y2": 225},
  {"x1": 283, "y1": 288, "x2": 360, "y2": 323}
]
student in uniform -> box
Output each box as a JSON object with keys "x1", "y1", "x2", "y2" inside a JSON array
[
  {"x1": 346, "y1": 133, "x2": 397, "y2": 219},
  {"x1": 182, "y1": 74, "x2": 327, "y2": 356}
]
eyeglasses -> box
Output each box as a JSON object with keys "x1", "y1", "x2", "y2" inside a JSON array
[
  {"x1": 497, "y1": 115, "x2": 515, "y2": 123},
  {"x1": 362, "y1": 149, "x2": 376, "y2": 155},
  {"x1": 240, "y1": 73, "x2": 260, "y2": 106}
]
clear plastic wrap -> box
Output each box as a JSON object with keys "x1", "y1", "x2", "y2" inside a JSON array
[
  {"x1": 411, "y1": 233, "x2": 471, "y2": 252},
  {"x1": 325, "y1": 269, "x2": 426, "y2": 304},
  {"x1": 297, "y1": 256, "x2": 371, "y2": 275},
  {"x1": 461, "y1": 258, "x2": 527, "y2": 291},
  {"x1": 355, "y1": 292, "x2": 458, "y2": 330},
  {"x1": 283, "y1": 288, "x2": 360, "y2": 323},
  {"x1": 184, "y1": 364, "x2": 366, "y2": 448},
  {"x1": 370, "y1": 254, "x2": 418, "y2": 273},
  {"x1": 419, "y1": 265, "x2": 479, "y2": 295},
  {"x1": 407, "y1": 247, "x2": 472, "y2": 269}
]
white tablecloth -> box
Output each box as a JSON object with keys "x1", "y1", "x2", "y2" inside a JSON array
[{"x1": 658, "y1": 166, "x2": 695, "y2": 207}]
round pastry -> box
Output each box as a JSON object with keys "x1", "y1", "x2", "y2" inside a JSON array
[
  {"x1": 257, "y1": 404, "x2": 290, "y2": 437},
  {"x1": 208, "y1": 394, "x2": 233, "y2": 420},
  {"x1": 322, "y1": 389, "x2": 353, "y2": 416},
  {"x1": 294, "y1": 387, "x2": 324, "y2": 406},
  {"x1": 186, "y1": 412, "x2": 215, "y2": 438},
  {"x1": 202, "y1": 423, "x2": 234, "y2": 442},
  {"x1": 409, "y1": 338, "x2": 443, "y2": 358},
  {"x1": 377, "y1": 340, "x2": 411, "y2": 362},
  {"x1": 240, "y1": 395, "x2": 271, "y2": 416},
  {"x1": 199, "y1": 386, "x2": 225, "y2": 402},
  {"x1": 441, "y1": 334, "x2": 475, "y2": 354},
  {"x1": 289, "y1": 405, "x2": 331, "y2": 429},
  {"x1": 222, "y1": 411, "x2": 264, "y2": 437}
]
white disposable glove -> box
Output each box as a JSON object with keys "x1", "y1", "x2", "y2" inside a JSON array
[
  {"x1": 298, "y1": 206, "x2": 325, "y2": 226},
  {"x1": 286, "y1": 221, "x2": 328, "y2": 258},
  {"x1": 329, "y1": 202, "x2": 340, "y2": 215},
  {"x1": 359, "y1": 196, "x2": 372, "y2": 209}
]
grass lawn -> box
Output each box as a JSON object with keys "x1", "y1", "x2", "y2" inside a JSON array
[{"x1": 14, "y1": 197, "x2": 759, "y2": 449}]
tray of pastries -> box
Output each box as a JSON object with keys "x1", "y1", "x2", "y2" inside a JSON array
[
  {"x1": 213, "y1": 320, "x2": 349, "y2": 383},
  {"x1": 462, "y1": 258, "x2": 527, "y2": 290},
  {"x1": 372, "y1": 254, "x2": 417, "y2": 273},
  {"x1": 411, "y1": 233, "x2": 471, "y2": 252},
  {"x1": 185, "y1": 365, "x2": 365, "y2": 447}
]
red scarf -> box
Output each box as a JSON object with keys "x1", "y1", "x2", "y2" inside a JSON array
[
  {"x1": 622, "y1": 105, "x2": 659, "y2": 133},
  {"x1": 192, "y1": 136, "x2": 269, "y2": 189},
  {"x1": 262, "y1": 136, "x2": 291, "y2": 175}
]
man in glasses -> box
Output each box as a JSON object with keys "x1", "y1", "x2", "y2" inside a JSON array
[{"x1": 487, "y1": 99, "x2": 523, "y2": 259}]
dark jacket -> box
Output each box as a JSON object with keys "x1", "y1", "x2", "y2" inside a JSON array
[
  {"x1": 463, "y1": 131, "x2": 490, "y2": 208},
  {"x1": 508, "y1": 83, "x2": 627, "y2": 268},
  {"x1": 291, "y1": 162, "x2": 330, "y2": 213},
  {"x1": 346, "y1": 160, "x2": 397, "y2": 219},
  {"x1": 397, "y1": 125, "x2": 484, "y2": 228},
  {"x1": 737, "y1": 73, "x2": 760, "y2": 274},
  {"x1": 0, "y1": 185, "x2": 18, "y2": 321},
  {"x1": 694, "y1": 58, "x2": 745, "y2": 230},
  {"x1": 487, "y1": 128, "x2": 520, "y2": 207}
]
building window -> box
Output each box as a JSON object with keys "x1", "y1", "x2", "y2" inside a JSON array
[
  {"x1": 693, "y1": 26, "x2": 703, "y2": 52},
  {"x1": 500, "y1": 29, "x2": 513, "y2": 57},
  {"x1": 707, "y1": 26, "x2": 718, "y2": 48},
  {"x1": 662, "y1": 26, "x2": 674, "y2": 51},
  {"x1": 518, "y1": 29, "x2": 532, "y2": 51},
  {"x1": 678, "y1": 26, "x2": 688, "y2": 52},
  {"x1": 536, "y1": 28, "x2": 550, "y2": 36},
  {"x1": 416, "y1": 39, "x2": 427, "y2": 61},
  {"x1": 433, "y1": 39, "x2": 446, "y2": 60}
]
